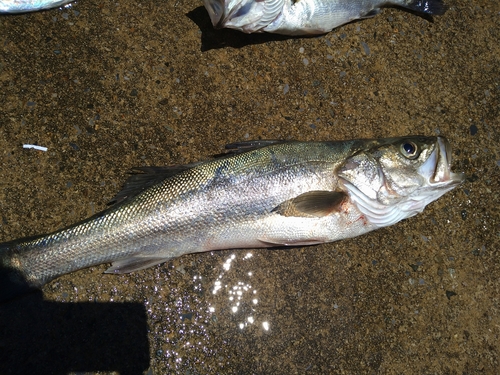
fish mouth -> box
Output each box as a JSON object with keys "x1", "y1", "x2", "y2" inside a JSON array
[
  {"x1": 422, "y1": 137, "x2": 465, "y2": 186},
  {"x1": 203, "y1": 0, "x2": 225, "y2": 28},
  {"x1": 203, "y1": 0, "x2": 247, "y2": 29},
  {"x1": 203, "y1": 0, "x2": 285, "y2": 33}
]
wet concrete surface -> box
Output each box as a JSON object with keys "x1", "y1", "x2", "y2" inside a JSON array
[{"x1": 0, "y1": 0, "x2": 498, "y2": 373}]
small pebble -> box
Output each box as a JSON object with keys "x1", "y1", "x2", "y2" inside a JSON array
[
  {"x1": 360, "y1": 41, "x2": 370, "y2": 56},
  {"x1": 470, "y1": 124, "x2": 478, "y2": 135},
  {"x1": 446, "y1": 290, "x2": 457, "y2": 300}
]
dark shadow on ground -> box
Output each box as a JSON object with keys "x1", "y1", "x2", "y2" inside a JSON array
[
  {"x1": 187, "y1": 6, "x2": 306, "y2": 51},
  {"x1": 0, "y1": 270, "x2": 150, "y2": 375},
  {"x1": 186, "y1": 6, "x2": 435, "y2": 52}
]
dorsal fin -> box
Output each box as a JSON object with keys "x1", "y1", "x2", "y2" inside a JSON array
[
  {"x1": 224, "y1": 140, "x2": 290, "y2": 154},
  {"x1": 272, "y1": 190, "x2": 347, "y2": 217},
  {"x1": 109, "y1": 165, "x2": 199, "y2": 205}
]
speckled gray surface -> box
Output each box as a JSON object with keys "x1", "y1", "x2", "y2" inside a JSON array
[{"x1": 0, "y1": 1, "x2": 498, "y2": 374}]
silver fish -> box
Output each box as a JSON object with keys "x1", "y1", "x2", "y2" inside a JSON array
[
  {"x1": 203, "y1": 0, "x2": 448, "y2": 35},
  {"x1": 0, "y1": 137, "x2": 463, "y2": 301},
  {"x1": 0, "y1": 0, "x2": 73, "y2": 13}
]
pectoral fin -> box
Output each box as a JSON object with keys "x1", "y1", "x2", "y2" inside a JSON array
[
  {"x1": 272, "y1": 190, "x2": 347, "y2": 218},
  {"x1": 105, "y1": 256, "x2": 172, "y2": 274}
]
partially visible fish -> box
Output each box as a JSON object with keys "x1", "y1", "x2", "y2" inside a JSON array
[
  {"x1": 203, "y1": 0, "x2": 448, "y2": 35},
  {"x1": 0, "y1": 0, "x2": 73, "y2": 13},
  {"x1": 0, "y1": 136, "x2": 463, "y2": 301}
]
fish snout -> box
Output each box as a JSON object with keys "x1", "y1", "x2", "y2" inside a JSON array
[
  {"x1": 203, "y1": 0, "x2": 226, "y2": 28},
  {"x1": 431, "y1": 137, "x2": 465, "y2": 185},
  {"x1": 203, "y1": 0, "x2": 284, "y2": 33}
]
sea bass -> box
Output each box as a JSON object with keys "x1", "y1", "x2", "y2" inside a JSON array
[
  {"x1": 203, "y1": 0, "x2": 448, "y2": 35},
  {"x1": 0, "y1": 0, "x2": 73, "y2": 13},
  {"x1": 0, "y1": 137, "x2": 463, "y2": 301}
]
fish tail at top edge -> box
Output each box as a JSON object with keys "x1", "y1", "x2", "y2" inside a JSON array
[{"x1": 399, "y1": 0, "x2": 448, "y2": 16}]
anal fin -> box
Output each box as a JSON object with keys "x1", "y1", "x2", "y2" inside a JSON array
[
  {"x1": 258, "y1": 237, "x2": 325, "y2": 247},
  {"x1": 105, "y1": 257, "x2": 172, "y2": 274}
]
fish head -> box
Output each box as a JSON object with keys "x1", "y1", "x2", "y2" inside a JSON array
[
  {"x1": 338, "y1": 136, "x2": 464, "y2": 226},
  {"x1": 203, "y1": 0, "x2": 284, "y2": 33}
]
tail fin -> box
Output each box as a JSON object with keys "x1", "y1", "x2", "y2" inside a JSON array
[
  {"x1": 0, "y1": 264, "x2": 39, "y2": 302},
  {"x1": 0, "y1": 243, "x2": 40, "y2": 302},
  {"x1": 402, "y1": 0, "x2": 448, "y2": 16}
]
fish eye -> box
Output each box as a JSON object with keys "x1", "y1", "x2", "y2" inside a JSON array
[{"x1": 400, "y1": 142, "x2": 419, "y2": 159}]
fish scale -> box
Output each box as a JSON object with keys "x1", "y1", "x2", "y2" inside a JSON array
[{"x1": 0, "y1": 137, "x2": 463, "y2": 301}]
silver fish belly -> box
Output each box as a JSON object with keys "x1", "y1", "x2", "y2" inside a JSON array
[
  {"x1": 0, "y1": 137, "x2": 463, "y2": 301},
  {"x1": 204, "y1": 0, "x2": 448, "y2": 35}
]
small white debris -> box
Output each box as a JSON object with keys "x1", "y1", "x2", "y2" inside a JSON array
[{"x1": 23, "y1": 144, "x2": 48, "y2": 152}]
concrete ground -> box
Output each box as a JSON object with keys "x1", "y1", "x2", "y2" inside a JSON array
[{"x1": 0, "y1": 0, "x2": 498, "y2": 373}]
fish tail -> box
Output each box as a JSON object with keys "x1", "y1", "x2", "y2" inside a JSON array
[
  {"x1": 0, "y1": 243, "x2": 40, "y2": 302},
  {"x1": 400, "y1": 0, "x2": 448, "y2": 16}
]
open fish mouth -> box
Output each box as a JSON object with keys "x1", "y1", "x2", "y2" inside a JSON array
[
  {"x1": 203, "y1": 0, "x2": 246, "y2": 30},
  {"x1": 203, "y1": 0, "x2": 225, "y2": 28},
  {"x1": 203, "y1": 0, "x2": 285, "y2": 33},
  {"x1": 425, "y1": 137, "x2": 465, "y2": 186}
]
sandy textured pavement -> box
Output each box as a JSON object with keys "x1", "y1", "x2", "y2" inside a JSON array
[{"x1": 0, "y1": 0, "x2": 498, "y2": 373}]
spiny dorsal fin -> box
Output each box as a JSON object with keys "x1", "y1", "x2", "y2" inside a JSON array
[
  {"x1": 272, "y1": 190, "x2": 347, "y2": 218},
  {"x1": 224, "y1": 140, "x2": 290, "y2": 154}
]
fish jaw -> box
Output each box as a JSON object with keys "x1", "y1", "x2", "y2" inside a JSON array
[
  {"x1": 421, "y1": 136, "x2": 464, "y2": 186},
  {"x1": 338, "y1": 136, "x2": 464, "y2": 229},
  {"x1": 203, "y1": 0, "x2": 285, "y2": 33},
  {"x1": 404, "y1": 136, "x2": 465, "y2": 211}
]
